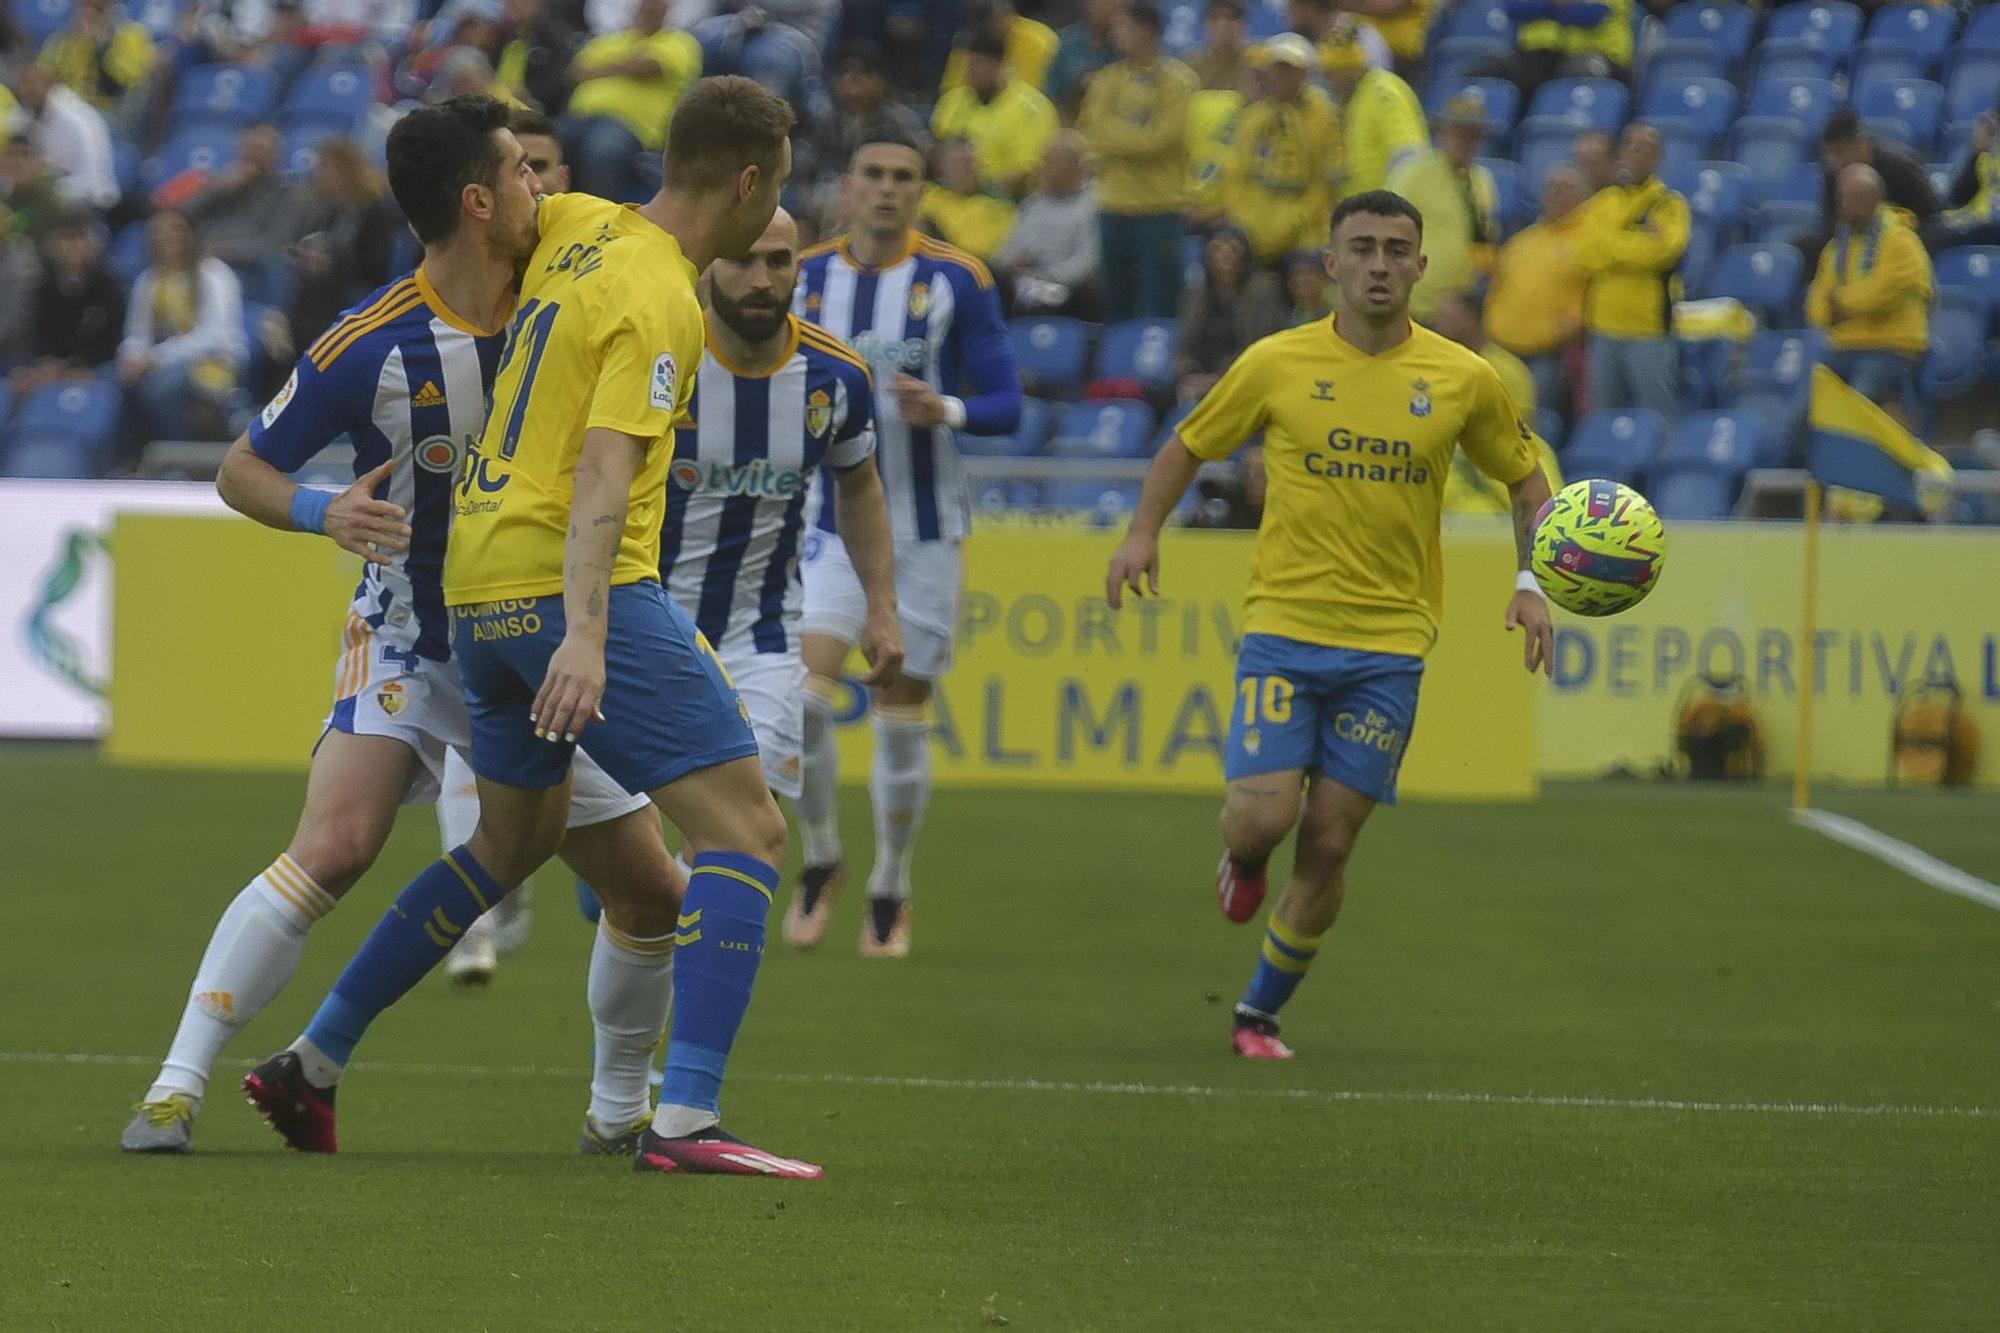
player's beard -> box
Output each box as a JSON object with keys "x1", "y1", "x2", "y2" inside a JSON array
[{"x1": 711, "y1": 286, "x2": 790, "y2": 344}]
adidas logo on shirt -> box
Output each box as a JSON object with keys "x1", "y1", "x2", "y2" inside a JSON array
[{"x1": 411, "y1": 380, "x2": 445, "y2": 408}]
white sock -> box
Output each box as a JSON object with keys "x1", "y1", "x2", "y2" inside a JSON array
[
  {"x1": 868, "y1": 703, "x2": 932, "y2": 901},
  {"x1": 145, "y1": 856, "x2": 333, "y2": 1106},
  {"x1": 652, "y1": 1102, "x2": 720, "y2": 1138},
  {"x1": 588, "y1": 919, "x2": 675, "y2": 1133},
  {"x1": 288, "y1": 1035, "x2": 344, "y2": 1088},
  {"x1": 798, "y1": 675, "x2": 843, "y2": 866}
]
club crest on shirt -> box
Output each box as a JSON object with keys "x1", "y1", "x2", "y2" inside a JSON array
[
  {"x1": 908, "y1": 281, "x2": 931, "y2": 320},
  {"x1": 377, "y1": 680, "x2": 408, "y2": 717},
  {"x1": 805, "y1": 388, "x2": 833, "y2": 439},
  {"x1": 1409, "y1": 379, "x2": 1432, "y2": 418},
  {"x1": 651, "y1": 353, "x2": 678, "y2": 410},
  {"x1": 805, "y1": 291, "x2": 822, "y2": 314}
]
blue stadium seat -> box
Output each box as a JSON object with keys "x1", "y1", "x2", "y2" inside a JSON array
[
  {"x1": 1243, "y1": 0, "x2": 1286, "y2": 39},
  {"x1": 1941, "y1": 117, "x2": 1981, "y2": 163},
  {"x1": 6, "y1": 376, "x2": 121, "y2": 478},
  {"x1": 1679, "y1": 335, "x2": 1735, "y2": 410},
  {"x1": 1153, "y1": 398, "x2": 1195, "y2": 451},
  {"x1": 1045, "y1": 480, "x2": 1144, "y2": 525},
  {"x1": 1746, "y1": 160, "x2": 1821, "y2": 210},
  {"x1": 970, "y1": 480, "x2": 1043, "y2": 511},
  {"x1": 1665, "y1": 161, "x2": 1751, "y2": 234},
  {"x1": 1705, "y1": 243, "x2": 1806, "y2": 323},
  {"x1": 1045, "y1": 401, "x2": 1155, "y2": 460},
  {"x1": 1426, "y1": 77, "x2": 1520, "y2": 140},
  {"x1": 1855, "y1": 80, "x2": 1945, "y2": 153},
  {"x1": 1093, "y1": 319, "x2": 1180, "y2": 395},
  {"x1": 283, "y1": 122, "x2": 347, "y2": 175},
  {"x1": 1429, "y1": 37, "x2": 1513, "y2": 89},
  {"x1": 1967, "y1": 4, "x2": 2000, "y2": 50},
  {"x1": 1931, "y1": 248, "x2": 2000, "y2": 328},
  {"x1": 1435, "y1": 0, "x2": 1513, "y2": 45},
  {"x1": 1661, "y1": 1, "x2": 1756, "y2": 63},
  {"x1": 1479, "y1": 156, "x2": 1528, "y2": 232},
  {"x1": 1860, "y1": 3, "x2": 1957, "y2": 71},
  {"x1": 1735, "y1": 328, "x2": 1829, "y2": 392},
  {"x1": 1532, "y1": 407, "x2": 1565, "y2": 452},
  {"x1": 1765, "y1": 2, "x2": 1863, "y2": 57},
  {"x1": 1945, "y1": 51, "x2": 2000, "y2": 125},
  {"x1": 1750, "y1": 200, "x2": 1822, "y2": 247},
  {"x1": 111, "y1": 136, "x2": 142, "y2": 203},
  {"x1": 1731, "y1": 120, "x2": 1809, "y2": 190},
  {"x1": 1652, "y1": 411, "x2": 1763, "y2": 518},
  {"x1": 1721, "y1": 382, "x2": 1808, "y2": 460},
  {"x1": 145, "y1": 127, "x2": 240, "y2": 190},
  {"x1": 128, "y1": 0, "x2": 184, "y2": 37},
  {"x1": 11, "y1": 0, "x2": 70, "y2": 45},
  {"x1": 1007, "y1": 316, "x2": 1091, "y2": 397},
  {"x1": 1851, "y1": 44, "x2": 1931, "y2": 92},
  {"x1": 1161, "y1": 0, "x2": 1204, "y2": 55},
  {"x1": 1755, "y1": 41, "x2": 1838, "y2": 85},
  {"x1": 1922, "y1": 287, "x2": 1992, "y2": 414},
  {"x1": 1678, "y1": 220, "x2": 1719, "y2": 297},
  {"x1": 1560, "y1": 409, "x2": 1665, "y2": 485},
  {"x1": 280, "y1": 58, "x2": 375, "y2": 134},
  {"x1": 1641, "y1": 77, "x2": 1737, "y2": 144},
  {"x1": 1656, "y1": 124, "x2": 1711, "y2": 178},
  {"x1": 1745, "y1": 77, "x2": 1841, "y2": 141},
  {"x1": 174, "y1": 63, "x2": 280, "y2": 129},
  {"x1": 1527, "y1": 78, "x2": 1629, "y2": 133},
  {"x1": 961, "y1": 395, "x2": 1054, "y2": 457},
  {"x1": 106, "y1": 221, "x2": 149, "y2": 285},
  {"x1": 1514, "y1": 117, "x2": 1584, "y2": 191},
  {"x1": 1646, "y1": 45, "x2": 1731, "y2": 94}
]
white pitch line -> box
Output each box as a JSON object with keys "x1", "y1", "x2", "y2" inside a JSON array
[
  {"x1": 3, "y1": 1051, "x2": 1992, "y2": 1121},
  {"x1": 1794, "y1": 807, "x2": 2000, "y2": 914}
]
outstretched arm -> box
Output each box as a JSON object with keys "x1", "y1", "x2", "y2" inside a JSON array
[
  {"x1": 534, "y1": 426, "x2": 644, "y2": 742},
  {"x1": 1106, "y1": 436, "x2": 1204, "y2": 608}
]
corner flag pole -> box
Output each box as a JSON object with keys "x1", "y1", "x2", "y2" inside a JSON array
[{"x1": 1794, "y1": 481, "x2": 1821, "y2": 812}]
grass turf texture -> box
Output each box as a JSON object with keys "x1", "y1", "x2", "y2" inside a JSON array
[{"x1": 2, "y1": 747, "x2": 1997, "y2": 1329}]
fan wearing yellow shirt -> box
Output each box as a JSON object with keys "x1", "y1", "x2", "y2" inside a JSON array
[
  {"x1": 561, "y1": 0, "x2": 702, "y2": 201},
  {"x1": 1107, "y1": 191, "x2": 1554, "y2": 1061}
]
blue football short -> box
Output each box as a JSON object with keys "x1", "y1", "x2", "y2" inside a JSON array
[
  {"x1": 1224, "y1": 633, "x2": 1425, "y2": 804},
  {"x1": 452, "y1": 580, "x2": 758, "y2": 795}
]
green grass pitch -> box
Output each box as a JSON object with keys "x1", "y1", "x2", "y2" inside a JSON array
[{"x1": 3, "y1": 746, "x2": 1997, "y2": 1329}]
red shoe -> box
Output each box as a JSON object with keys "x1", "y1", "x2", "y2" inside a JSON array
[
  {"x1": 1231, "y1": 1013, "x2": 1295, "y2": 1061},
  {"x1": 1216, "y1": 853, "x2": 1268, "y2": 924},
  {"x1": 242, "y1": 1050, "x2": 339, "y2": 1152},
  {"x1": 633, "y1": 1126, "x2": 824, "y2": 1179}
]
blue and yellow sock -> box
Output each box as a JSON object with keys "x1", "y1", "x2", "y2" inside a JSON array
[
  {"x1": 656, "y1": 851, "x2": 777, "y2": 1124},
  {"x1": 300, "y1": 846, "x2": 505, "y2": 1071},
  {"x1": 1237, "y1": 915, "x2": 1329, "y2": 1020}
]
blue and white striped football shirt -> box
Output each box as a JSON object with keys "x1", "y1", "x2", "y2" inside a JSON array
[
  {"x1": 659, "y1": 315, "x2": 876, "y2": 656},
  {"x1": 249, "y1": 269, "x2": 501, "y2": 663}
]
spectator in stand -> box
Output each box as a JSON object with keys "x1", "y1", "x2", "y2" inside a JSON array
[
  {"x1": 1386, "y1": 92, "x2": 1496, "y2": 321},
  {"x1": 1572, "y1": 122, "x2": 1688, "y2": 421},
  {"x1": 494, "y1": 0, "x2": 579, "y2": 113},
  {"x1": 1285, "y1": 0, "x2": 1392, "y2": 74},
  {"x1": 941, "y1": 1, "x2": 1059, "y2": 92},
  {"x1": 0, "y1": 198, "x2": 37, "y2": 367},
  {"x1": 1078, "y1": 1, "x2": 1194, "y2": 320},
  {"x1": 1283, "y1": 248, "x2": 1332, "y2": 323},
  {"x1": 920, "y1": 136, "x2": 1017, "y2": 260},
  {"x1": 992, "y1": 128, "x2": 1101, "y2": 316},
  {"x1": 117, "y1": 209, "x2": 247, "y2": 456},
  {"x1": 1818, "y1": 110, "x2": 1938, "y2": 237},
  {"x1": 1185, "y1": 59, "x2": 1251, "y2": 225},
  {"x1": 10, "y1": 67, "x2": 118, "y2": 211},
  {"x1": 425, "y1": 44, "x2": 503, "y2": 102},
  {"x1": 0, "y1": 11, "x2": 32, "y2": 87},
  {"x1": 560, "y1": 0, "x2": 700, "y2": 201},
  {"x1": 1573, "y1": 129, "x2": 1616, "y2": 195},
  {"x1": 1930, "y1": 109, "x2": 2000, "y2": 250},
  {"x1": 691, "y1": 1, "x2": 833, "y2": 127},
  {"x1": 1807, "y1": 164, "x2": 1932, "y2": 427},
  {"x1": 1433, "y1": 290, "x2": 1563, "y2": 514},
  {"x1": 184, "y1": 124, "x2": 302, "y2": 305},
  {"x1": 1049, "y1": 0, "x2": 1120, "y2": 118},
  {"x1": 38, "y1": 0, "x2": 157, "y2": 119},
  {"x1": 18, "y1": 208, "x2": 124, "y2": 392},
  {"x1": 807, "y1": 42, "x2": 927, "y2": 220},
  {"x1": 1502, "y1": 0, "x2": 1632, "y2": 101},
  {"x1": 1, "y1": 135, "x2": 71, "y2": 244},
  {"x1": 1318, "y1": 15, "x2": 1425, "y2": 198},
  {"x1": 298, "y1": 0, "x2": 420, "y2": 49},
  {"x1": 1486, "y1": 163, "x2": 1589, "y2": 418},
  {"x1": 931, "y1": 28, "x2": 1059, "y2": 198},
  {"x1": 286, "y1": 137, "x2": 396, "y2": 349},
  {"x1": 1174, "y1": 224, "x2": 1286, "y2": 399},
  {"x1": 1219, "y1": 35, "x2": 1342, "y2": 266},
  {"x1": 1184, "y1": 0, "x2": 1248, "y2": 92}
]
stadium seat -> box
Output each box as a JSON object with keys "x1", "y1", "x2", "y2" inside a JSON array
[
  {"x1": 280, "y1": 58, "x2": 375, "y2": 134},
  {"x1": 1153, "y1": 399, "x2": 1195, "y2": 451},
  {"x1": 1855, "y1": 80, "x2": 1945, "y2": 154},
  {"x1": 1661, "y1": 1, "x2": 1756, "y2": 63},
  {"x1": 1705, "y1": 243, "x2": 1806, "y2": 323},
  {"x1": 1679, "y1": 334, "x2": 1735, "y2": 410},
  {"x1": 1651, "y1": 411, "x2": 1763, "y2": 518},
  {"x1": 1941, "y1": 117, "x2": 1982, "y2": 163},
  {"x1": 1967, "y1": 4, "x2": 2000, "y2": 51},
  {"x1": 1514, "y1": 117, "x2": 1584, "y2": 191},
  {"x1": 1161, "y1": 0, "x2": 1204, "y2": 55},
  {"x1": 6, "y1": 376, "x2": 121, "y2": 478},
  {"x1": 111, "y1": 136, "x2": 142, "y2": 203},
  {"x1": 1532, "y1": 407, "x2": 1566, "y2": 452},
  {"x1": 1751, "y1": 199, "x2": 1822, "y2": 247},
  {"x1": 1044, "y1": 480, "x2": 1143, "y2": 525},
  {"x1": 1527, "y1": 78, "x2": 1629, "y2": 133},
  {"x1": 1734, "y1": 328, "x2": 1829, "y2": 394},
  {"x1": 1746, "y1": 160, "x2": 1821, "y2": 210},
  {"x1": 106, "y1": 221, "x2": 149, "y2": 285},
  {"x1": 1435, "y1": 0, "x2": 1513, "y2": 46},
  {"x1": 1859, "y1": 4, "x2": 1957, "y2": 72},
  {"x1": 1644, "y1": 44, "x2": 1727, "y2": 93},
  {"x1": 1678, "y1": 220, "x2": 1719, "y2": 297},
  {"x1": 970, "y1": 480, "x2": 1043, "y2": 511},
  {"x1": 1479, "y1": 157, "x2": 1528, "y2": 232},
  {"x1": 1243, "y1": 0, "x2": 1285, "y2": 39},
  {"x1": 1665, "y1": 161, "x2": 1751, "y2": 235},
  {"x1": 1045, "y1": 401, "x2": 1155, "y2": 459},
  {"x1": 282, "y1": 122, "x2": 347, "y2": 176},
  {"x1": 173, "y1": 63, "x2": 280, "y2": 130},
  {"x1": 128, "y1": 0, "x2": 183, "y2": 37},
  {"x1": 1945, "y1": 51, "x2": 2000, "y2": 125},
  {"x1": 1721, "y1": 383, "x2": 1808, "y2": 460},
  {"x1": 1560, "y1": 409, "x2": 1665, "y2": 485},
  {"x1": 1731, "y1": 120, "x2": 1809, "y2": 190},
  {"x1": 1093, "y1": 319, "x2": 1180, "y2": 396},
  {"x1": 11, "y1": 0, "x2": 71, "y2": 45},
  {"x1": 1755, "y1": 41, "x2": 1838, "y2": 86},
  {"x1": 1426, "y1": 78, "x2": 1520, "y2": 140},
  {"x1": 1852, "y1": 44, "x2": 1931, "y2": 93},
  {"x1": 145, "y1": 127, "x2": 240, "y2": 191},
  {"x1": 1921, "y1": 287, "x2": 1992, "y2": 416},
  {"x1": 1007, "y1": 316, "x2": 1091, "y2": 397},
  {"x1": 1640, "y1": 78, "x2": 1737, "y2": 145},
  {"x1": 1744, "y1": 78, "x2": 1841, "y2": 142},
  {"x1": 1764, "y1": 2, "x2": 1863, "y2": 57},
  {"x1": 1931, "y1": 248, "x2": 2000, "y2": 328},
  {"x1": 962, "y1": 395, "x2": 1054, "y2": 457}
]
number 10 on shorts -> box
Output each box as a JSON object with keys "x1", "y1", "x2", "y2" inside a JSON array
[{"x1": 1239, "y1": 676, "x2": 1294, "y2": 725}]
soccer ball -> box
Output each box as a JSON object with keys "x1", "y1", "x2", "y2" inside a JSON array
[{"x1": 1529, "y1": 479, "x2": 1667, "y2": 617}]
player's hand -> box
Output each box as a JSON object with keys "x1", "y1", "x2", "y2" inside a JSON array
[
  {"x1": 1506, "y1": 588, "x2": 1555, "y2": 677},
  {"x1": 323, "y1": 459, "x2": 410, "y2": 564},
  {"x1": 533, "y1": 633, "x2": 607, "y2": 743},
  {"x1": 1105, "y1": 532, "x2": 1160, "y2": 609},
  {"x1": 857, "y1": 607, "x2": 905, "y2": 686},
  {"x1": 892, "y1": 374, "x2": 947, "y2": 428}
]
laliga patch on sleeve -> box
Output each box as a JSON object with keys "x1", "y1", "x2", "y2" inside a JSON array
[
  {"x1": 650, "y1": 353, "x2": 678, "y2": 411},
  {"x1": 261, "y1": 368, "x2": 299, "y2": 429}
]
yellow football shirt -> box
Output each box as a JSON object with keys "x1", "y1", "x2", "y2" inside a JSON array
[
  {"x1": 446, "y1": 193, "x2": 704, "y2": 606},
  {"x1": 1175, "y1": 317, "x2": 1539, "y2": 657}
]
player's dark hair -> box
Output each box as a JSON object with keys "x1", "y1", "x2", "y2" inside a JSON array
[
  {"x1": 386, "y1": 95, "x2": 510, "y2": 246},
  {"x1": 662, "y1": 74, "x2": 795, "y2": 194},
  {"x1": 1821, "y1": 108, "x2": 1863, "y2": 146},
  {"x1": 851, "y1": 118, "x2": 929, "y2": 165},
  {"x1": 507, "y1": 106, "x2": 558, "y2": 142},
  {"x1": 1331, "y1": 189, "x2": 1425, "y2": 241}
]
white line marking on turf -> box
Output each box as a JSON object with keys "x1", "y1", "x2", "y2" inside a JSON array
[
  {"x1": 1794, "y1": 808, "x2": 2000, "y2": 913},
  {"x1": 6, "y1": 1051, "x2": 1993, "y2": 1121}
]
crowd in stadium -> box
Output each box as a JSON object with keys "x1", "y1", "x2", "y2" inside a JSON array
[{"x1": 0, "y1": 0, "x2": 1995, "y2": 520}]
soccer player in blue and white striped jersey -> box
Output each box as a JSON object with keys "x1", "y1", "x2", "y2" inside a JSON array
[{"x1": 788, "y1": 123, "x2": 1023, "y2": 956}]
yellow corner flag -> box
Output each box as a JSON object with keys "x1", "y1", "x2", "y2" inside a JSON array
[{"x1": 1806, "y1": 365, "x2": 1953, "y2": 515}]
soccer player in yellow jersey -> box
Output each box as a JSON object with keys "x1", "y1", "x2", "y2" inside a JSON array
[
  {"x1": 1107, "y1": 190, "x2": 1556, "y2": 1061},
  {"x1": 253, "y1": 78, "x2": 826, "y2": 1177}
]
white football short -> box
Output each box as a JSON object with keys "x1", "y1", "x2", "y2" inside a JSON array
[
  {"x1": 800, "y1": 534, "x2": 963, "y2": 681},
  {"x1": 715, "y1": 639, "x2": 807, "y2": 800},
  {"x1": 323, "y1": 632, "x2": 649, "y2": 829}
]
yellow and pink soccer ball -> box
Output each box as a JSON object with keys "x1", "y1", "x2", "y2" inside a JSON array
[{"x1": 1529, "y1": 479, "x2": 1667, "y2": 617}]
